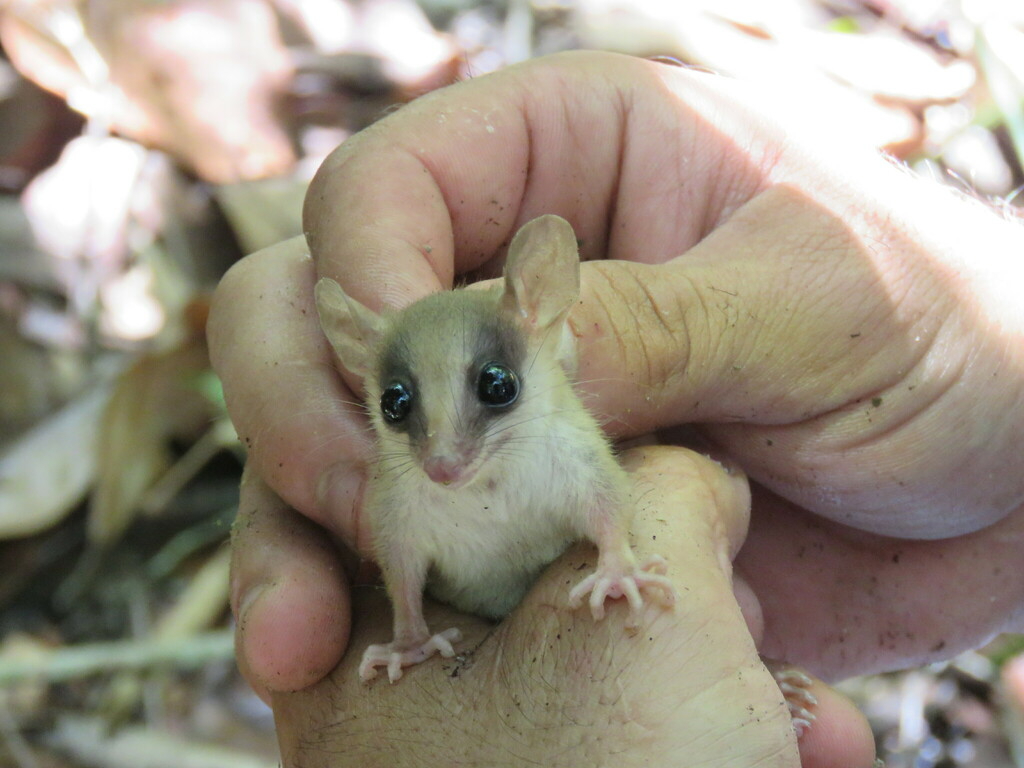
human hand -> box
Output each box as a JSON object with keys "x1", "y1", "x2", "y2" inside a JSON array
[
  {"x1": 208, "y1": 48, "x2": 1024, "y2": 730},
  {"x1": 271, "y1": 446, "x2": 875, "y2": 768}
]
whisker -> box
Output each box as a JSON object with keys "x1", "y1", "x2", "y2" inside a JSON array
[
  {"x1": 273, "y1": 407, "x2": 373, "y2": 425},
  {"x1": 387, "y1": 464, "x2": 419, "y2": 482},
  {"x1": 483, "y1": 409, "x2": 576, "y2": 439},
  {"x1": 303, "y1": 428, "x2": 378, "y2": 455}
]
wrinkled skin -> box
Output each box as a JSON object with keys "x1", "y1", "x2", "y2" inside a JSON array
[{"x1": 208, "y1": 51, "x2": 1024, "y2": 767}]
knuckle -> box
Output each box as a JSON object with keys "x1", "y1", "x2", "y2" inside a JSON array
[
  {"x1": 591, "y1": 262, "x2": 694, "y2": 402},
  {"x1": 209, "y1": 237, "x2": 310, "y2": 349}
]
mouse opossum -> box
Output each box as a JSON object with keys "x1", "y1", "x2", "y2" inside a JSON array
[{"x1": 316, "y1": 214, "x2": 677, "y2": 683}]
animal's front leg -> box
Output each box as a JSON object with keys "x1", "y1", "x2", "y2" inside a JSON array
[
  {"x1": 360, "y1": 548, "x2": 462, "y2": 683},
  {"x1": 569, "y1": 505, "x2": 678, "y2": 627}
]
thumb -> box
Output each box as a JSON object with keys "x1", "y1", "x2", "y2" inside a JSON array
[{"x1": 573, "y1": 183, "x2": 926, "y2": 436}]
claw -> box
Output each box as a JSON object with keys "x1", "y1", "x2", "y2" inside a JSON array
[
  {"x1": 770, "y1": 666, "x2": 818, "y2": 738},
  {"x1": 639, "y1": 555, "x2": 669, "y2": 575},
  {"x1": 359, "y1": 627, "x2": 463, "y2": 683},
  {"x1": 570, "y1": 556, "x2": 679, "y2": 626},
  {"x1": 568, "y1": 574, "x2": 596, "y2": 609}
]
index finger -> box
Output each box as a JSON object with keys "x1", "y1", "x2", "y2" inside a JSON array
[
  {"x1": 302, "y1": 50, "x2": 774, "y2": 311},
  {"x1": 207, "y1": 236, "x2": 374, "y2": 549}
]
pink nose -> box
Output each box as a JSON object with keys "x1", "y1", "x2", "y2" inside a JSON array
[{"x1": 423, "y1": 456, "x2": 463, "y2": 485}]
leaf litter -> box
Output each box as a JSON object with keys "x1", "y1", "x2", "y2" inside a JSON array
[{"x1": 0, "y1": 1, "x2": 1021, "y2": 766}]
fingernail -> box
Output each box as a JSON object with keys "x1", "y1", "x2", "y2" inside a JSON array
[
  {"x1": 647, "y1": 55, "x2": 720, "y2": 76},
  {"x1": 315, "y1": 462, "x2": 368, "y2": 553},
  {"x1": 233, "y1": 586, "x2": 274, "y2": 705},
  {"x1": 236, "y1": 582, "x2": 268, "y2": 627}
]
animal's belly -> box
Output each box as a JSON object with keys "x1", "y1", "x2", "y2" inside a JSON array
[{"x1": 424, "y1": 512, "x2": 574, "y2": 619}]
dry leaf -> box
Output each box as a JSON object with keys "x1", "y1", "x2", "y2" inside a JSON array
[
  {"x1": 89, "y1": 336, "x2": 212, "y2": 546},
  {"x1": 0, "y1": 60, "x2": 83, "y2": 192},
  {"x1": 19, "y1": 132, "x2": 221, "y2": 345},
  {"x1": 45, "y1": 716, "x2": 278, "y2": 768},
  {"x1": 787, "y1": 28, "x2": 974, "y2": 104},
  {"x1": 0, "y1": 315, "x2": 80, "y2": 441},
  {"x1": 20, "y1": 135, "x2": 147, "y2": 274},
  {"x1": 2, "y1": 0, "x2": 296, "y2": 183},
  {"x1": 215, "y1": 177, "x2": 307, "y2": 255},
  {"x1": 576, "y1": 2, "x2": 931, "y2": 154},
  {"x1": 278, "y1": 0, "x2": 457, "y2": 89},
  {"x1": 0, "y1": 383, "x2": 109, "y2": 539}
]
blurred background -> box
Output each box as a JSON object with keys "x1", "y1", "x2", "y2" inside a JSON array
[{"x1": 0, "y1": 1, "x2": 1022, "y2": 766}]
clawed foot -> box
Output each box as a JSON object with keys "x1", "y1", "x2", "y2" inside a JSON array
[
  {"x1": 568, "y1": 554, "x2": 678, "y2": 626},
  {"x1": 771, "y1": 667, "x2": 818, "y2": 738},
  {"x1": 359, "y1": 627, "x2": 463, "y2": 683}
]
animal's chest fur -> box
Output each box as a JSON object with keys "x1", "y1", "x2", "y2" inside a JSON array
[
  {"x1": 376, "y1": 437, "x2": 607, "y2": 619},
  {"x1": 422, "y1": 461, "x2": 581, "y2": 618}
]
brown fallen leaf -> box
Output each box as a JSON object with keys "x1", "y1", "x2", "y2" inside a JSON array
[
  {"x1": 215, "y1": 177, "x2": 306, "y2": 256},
  {"x1": 89, "y1": 333, "x2": 213, "y2": 547},
  {"x1": 0, "y1": 60, "x2": 83, "y2": 193},
  {"x1": 1, "y1": 0, "x2": 296, "y2": 183},
  {"x1": 575, "y1": 2, "x2": 972, "y2": 155},
  {"x1": 20, "y1": 135, "x2": 147, "y2": 276},
  {"x1": 783, "y1": 27, "x2": 974, "y2": 105},
  {"x1": 277, "y1": 0, "x2": 459, "y2": 93}
]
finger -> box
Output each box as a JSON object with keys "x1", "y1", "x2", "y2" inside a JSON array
[
  {"x1": 615, "y1": 449, "x2": 875, "y2": 768},
  {"x1": 304, "y1": 51, "x2": 775, "y2": 312},
  {"x1": 208, "y1": 236, "x2": 374, "y2": 549},
  {"x1": 232, "y1": 465, "x2": 352, "y2": 695},
  {"x1": 762, "y1": 662, "x2": 877, "y2": 768},
  {"x1": 739, "y1": 486, "x2": 1024, "y2": 681},
  {"x1": 276, "y1": 447, "x2": 799, "y2": 766},
  {"x1": 574, "y1": 164, "x2": 1024, "y2": 538},
  {"x1": 571, "y1": 181, "x2": 934, "y2": 436},
  {"x1": 619, "y1": 442, "x2": 751, "y2": 563},
  {"x1": 275, "y1": 447, "x2": 871, "y2": 766}
]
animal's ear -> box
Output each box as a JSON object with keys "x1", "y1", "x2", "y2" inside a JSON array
[
  {"x1": 501, "y1": 214, "x2": 580, "y2": 333},
  {"x1": 315, "y1": 278, "x2": 385, "y2": 379}
]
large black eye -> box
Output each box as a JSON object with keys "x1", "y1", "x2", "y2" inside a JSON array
[
  {"x1": 380, "y1": 382, "x2": 413, "y2": 423},
  {"x1": 477, "y1": 363, "x2": 519, "y2": 407}
]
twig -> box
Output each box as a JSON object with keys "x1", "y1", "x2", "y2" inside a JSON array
[
  {"x1": 44, "y1": 716, "x2": 277, "y2": 768},
  {"x1": 140, "y1": 418, "x2": 239, "y2": 517},
  {"x1": 102, "y1": 547, "x2": 231, "y2": 719},
  {"x1": 0, "y1": 630, "x2": 234, "y2": 686}
]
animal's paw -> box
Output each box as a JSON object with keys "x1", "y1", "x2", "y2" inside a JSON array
[
  {"x1": 359, "y1": 627, "x2": 462, "y2": 683},
  {"x1": 568, "y1": 554, "x2": 678, "y2": 626},
  {"x1": 771, "y1": 667, "x2": 818, "y2": 738}
]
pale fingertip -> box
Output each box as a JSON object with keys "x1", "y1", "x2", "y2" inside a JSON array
[{"x1": 234, "y1": 619, "x2": 273, "y2": 705}]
